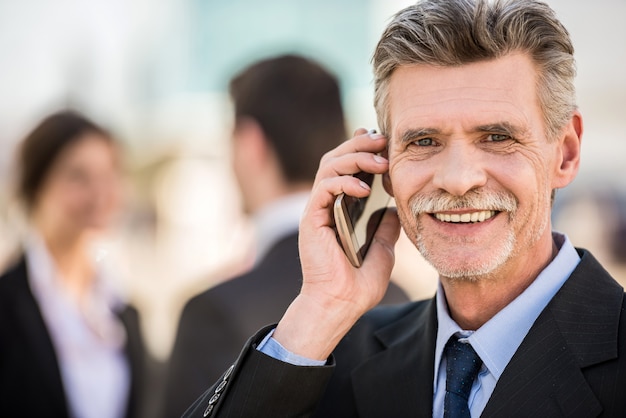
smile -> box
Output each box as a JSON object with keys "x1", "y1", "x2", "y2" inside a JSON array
[{"x1": 433, "y1": 210, "x2": 497, "y2": 223}]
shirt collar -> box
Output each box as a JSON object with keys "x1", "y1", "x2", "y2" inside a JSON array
[
  {"x1": 25, "y1": 230, "x2": 124, "y2": 305},
  {"x1": 434, "y1": 232, "x2": 580, "y2": 388},
  {"x1": 252, "y1": 191, "x2": 309, "y2": 264}
]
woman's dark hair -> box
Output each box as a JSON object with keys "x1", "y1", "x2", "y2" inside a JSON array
[{"x1": 16, "y1": 110, "x2": 112, "y2": 211}]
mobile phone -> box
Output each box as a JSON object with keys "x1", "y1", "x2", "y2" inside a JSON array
[{"x1": 334, "y1": 171, "x2": 392, "y2": 267}]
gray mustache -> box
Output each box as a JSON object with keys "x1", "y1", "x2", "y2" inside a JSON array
[{"x1": 409, "y1": 190, "x2": 517, "y2": 214}]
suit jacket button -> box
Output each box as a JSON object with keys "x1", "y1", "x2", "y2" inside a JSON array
[
  {"x1": 209, "y1": 393, "x2": 220, "y2": 405},
  {"x1": 215, "y1": 380, "x2": 227, "y2": 394},
  {"x1": 223, "y1": 364, "x2": 235, "y2": 381}
]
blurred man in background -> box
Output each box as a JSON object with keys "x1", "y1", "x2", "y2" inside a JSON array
[{"x1": 163, "y1": 54, "x2": 409, "y2": 417}]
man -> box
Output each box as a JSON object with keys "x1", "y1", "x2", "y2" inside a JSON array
[
  {"x1": 163, "y1": 54, "x2": 409, "y2": 417},
  {"x1": 183, "y1": 1, "x2": 626, "y2": 417}
]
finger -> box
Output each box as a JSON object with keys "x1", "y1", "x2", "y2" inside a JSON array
[
  {"x1": 323, "y1": 130, "x2": 387, "y2": 161},
  {"x1": 362, "y1": 207, "x2": 401, "y2": 273},
  {"x1": 317, "y1": 151, "x2": 389, "y2": 180},
  {"x1": 353, "y1": 127, "x2": 369, "y2": 136},
  {"x1": 305, "y1": 175, "x2": 372, "y2": 223}
]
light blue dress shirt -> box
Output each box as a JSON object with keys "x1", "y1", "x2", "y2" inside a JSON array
[
  {"x1": 258, "y1": 232, "x2": 581, "y2": 416},
  {"x1": 432, "y1": 232, "x2": 580, "y2": 417}
]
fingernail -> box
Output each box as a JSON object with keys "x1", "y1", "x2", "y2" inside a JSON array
[
  {"x1": 374, "y1": 155, "x2": 388, "y2": 164},
  {"x1": 359, "y1": 181, "x2": 371, "y2": 190},
  {"x1": 370, "y1": 133, "x2": 384, "y2": 140}
]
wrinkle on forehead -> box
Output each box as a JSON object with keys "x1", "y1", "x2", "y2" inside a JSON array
[{"x1": 387, "y1": 54, "x2": 542, "y2": 143}]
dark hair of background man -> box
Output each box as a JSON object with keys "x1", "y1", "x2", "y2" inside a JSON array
[{"x1": 229, "y1": 54, "x2": 346, "y2": 182}]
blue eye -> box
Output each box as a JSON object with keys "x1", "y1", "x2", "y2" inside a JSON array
[
  {"x1": 489, "y1": 134, "x2": 510, "y2": 142},
  {"x1": 415, "y1": 138, "x2": 434, "y2": 146}
]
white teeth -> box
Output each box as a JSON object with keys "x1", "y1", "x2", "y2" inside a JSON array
[{"x1": 434, "y1": 210, "x2": 496, "y2": 223}]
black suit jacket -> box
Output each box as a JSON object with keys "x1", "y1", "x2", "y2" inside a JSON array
[
  {"x1": 163, "y1": 232, "x2": 409, "y2": 418},
  {"x1": 0, "y1": 257, "x2": 146, "y2": 418},
  {"x1": 183, "y1": 249, "x2": 626, "y2": 417}
]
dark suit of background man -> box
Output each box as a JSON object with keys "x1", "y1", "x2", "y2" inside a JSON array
[
  {"x1": 163, "y1": 54, "x2": 409, "y2": 417},
  {"x1": 181, "y1": 0, "x2": 626, "y2": 417}
]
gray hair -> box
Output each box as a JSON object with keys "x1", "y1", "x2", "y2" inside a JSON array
[{"x1": 372, "y1": 0, "x2": 577, "y2": 141}]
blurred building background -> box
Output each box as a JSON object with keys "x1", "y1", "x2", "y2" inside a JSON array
[{"x1": 0, "y1": 0, "x2": 624, "y2": 361}]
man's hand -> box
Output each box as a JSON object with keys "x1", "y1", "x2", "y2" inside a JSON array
[{"x1": 272, "y1": 128, "x2": 401, "y2": 361}]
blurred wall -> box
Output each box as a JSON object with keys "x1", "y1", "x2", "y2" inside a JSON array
[{"x1": 0, "y1": 0, "x2": 624, "y2": 360}]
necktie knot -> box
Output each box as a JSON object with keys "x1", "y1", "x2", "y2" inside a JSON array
[{"x1": 444, "y1": 337, "x2": 483, "y2": 418}]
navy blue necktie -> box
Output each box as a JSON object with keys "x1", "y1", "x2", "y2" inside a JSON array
[{"x1": 444, "y1": 338, "x2": 483, "y2": 418}]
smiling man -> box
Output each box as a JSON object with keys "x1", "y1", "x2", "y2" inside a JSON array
[{"x1": 182, "y1": 1, "x2": 626, "y2": 417}]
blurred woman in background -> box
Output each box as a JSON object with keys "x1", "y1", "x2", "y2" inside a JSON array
[{"x1": 0, "y1": 110, "x2": 145, "y2": 417}]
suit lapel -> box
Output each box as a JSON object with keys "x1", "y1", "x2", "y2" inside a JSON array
[
  {"x1": 351, "y1": 298, "x2": 437, "y2": 418},
  {"x1": 11, "y1": 258, "x2": 69, "y2": 412},
  {"x1": 483, "y1": 250, "x2": 622, "y2": 417}
]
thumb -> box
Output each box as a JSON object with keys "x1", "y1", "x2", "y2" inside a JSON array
[{"x1": 362, "y1": 207, "x2": 401, "y2": 274}]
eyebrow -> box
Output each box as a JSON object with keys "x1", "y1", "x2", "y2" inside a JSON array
[
  {"x1": 399, "y1": 128, "x2": 441, "y2": 144},
  {"x1": 473, "y1": 122, "x2": 528, "y2": 138},
  {"x1": 398, "y1": 122, "x2": 529, "y2": 144}
]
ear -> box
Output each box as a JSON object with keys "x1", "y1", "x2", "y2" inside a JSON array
[
  {"x1": 233, "y1": 118, "x2": 270, "y2": 169},
  {"x1": 552, "y1": 110, "x2": 583, "y2": 189},
  {"x1": 378, "y1": 145, "x2": 394, "y2": 197}
]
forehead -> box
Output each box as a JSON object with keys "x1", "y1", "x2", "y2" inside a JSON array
[
  {"x1": 53, "y1": 133, "x2": 118, "y2": 169},
  {"x1": 387, "y1": 53, "x2": 542, "y2": 139}
]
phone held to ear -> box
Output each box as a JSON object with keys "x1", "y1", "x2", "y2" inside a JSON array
[{"x1": 333, "y1": 171, "x2": 392, "y2": 267}]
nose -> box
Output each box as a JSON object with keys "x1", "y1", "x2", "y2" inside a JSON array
[{"x1": 431, "y1": 142, "x2": 487, "y2": 196}]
